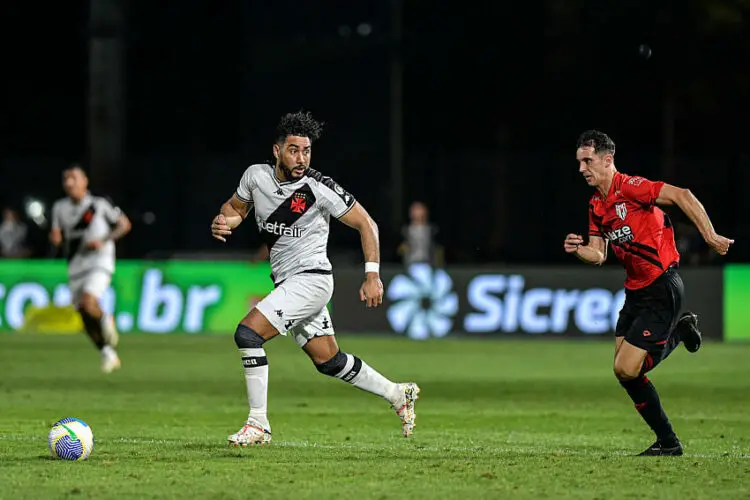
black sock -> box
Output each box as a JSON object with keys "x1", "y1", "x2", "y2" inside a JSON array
[
  {"x1": 620, "y1": 375, "x2": 678, "y2": 445},
  {"x1": 79, "y1": 310, "x2": 105, "y2": 350}
]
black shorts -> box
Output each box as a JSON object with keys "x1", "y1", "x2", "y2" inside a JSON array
[{"x1": 615, "y1": 266, "x2": 684, "y2": 356}]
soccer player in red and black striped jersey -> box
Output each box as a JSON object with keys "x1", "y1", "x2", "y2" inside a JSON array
[{"x1": 564, "y1": 130, "x2": 733, "y2": 456}]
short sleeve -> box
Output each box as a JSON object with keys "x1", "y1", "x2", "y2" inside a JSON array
[
  {"x1": 51, "y1": 201, "x2": 62, "y2": 229},
  {"x1": 589, "y1": 203, "x2": 603, "y2": 238},
  {"x1": 99, "y1": 198, "x2": 123, "y2": 224},
  {"x1": 621, "y1": 176, "x2": 664, "y2": 206},
  {"x1": 236, "y1": 166, "x2": 256, "y2": 204},
  {"x1": 317, "y1": 175, "x2": 356, "y2": 218}
]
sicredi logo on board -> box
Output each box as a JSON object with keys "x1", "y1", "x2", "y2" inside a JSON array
[{"x1": 386, "y1": 264, "x2": 626, "y2": 339}]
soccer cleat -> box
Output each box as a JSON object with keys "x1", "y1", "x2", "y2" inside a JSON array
[
  {"x1": 637, "y1": 439, "x2": 683, "y2": 456},
  {"x1": 678, "y1": 312, "x2": 702, "y2": 353},
  {"x1": 100, "y1": 350, "x2": 121, "y2": 374},
  {"x1": 228, "y1": 419, "x2": 272, "y2": 447},
  {"x1": 101, "y1": 315, "x2": 119, "y2": 348},
  {"x1": 392, "y1": 383, "x2": 420, "y2": 438}
]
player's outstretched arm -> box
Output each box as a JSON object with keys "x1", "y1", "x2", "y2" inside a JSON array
[
  {"x1": 564, "y1": 234, "x2": 607, "y2": 265},
  {"x1": 212, "y1": 194, "x2": 251, "y2": 242},
  {"x1": 656, "y1": 184, "x2": 734, "y2": 255},
  {"x1": 338, "y1": 202, "x2": 384, "y2": 308}
]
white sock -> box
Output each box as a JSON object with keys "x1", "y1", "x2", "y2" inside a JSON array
[
  {"x1": 334, "y1": 354, "x2": 400, "y2": 405},
  {"x1": 99, "y1": 314, "x2": 112, "y2": 329},
  {"x1": 100, "y1": 345, "x2": 117, "y2": 358},
  {"x1": 239, "y1": 348, "x2": 270, "y2": 429}
]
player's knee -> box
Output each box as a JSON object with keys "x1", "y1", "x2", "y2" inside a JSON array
[
  {"x1": 78, "y1": 294, "x2": 98, "y2": 316},
  {"x1": 316, "y1": 350, "x2": 347, "y2": 377},
  {"x1": 234, "y1": 324, "x2": 266, "y2": 349},
  {"x1": 613, "y1": 363, "x2": 640, "y2": 381}
]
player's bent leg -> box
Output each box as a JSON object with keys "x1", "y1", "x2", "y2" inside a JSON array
[
  {"x1": 615, "y1": 340, "x2": 682, "y2": 456},
  {"x1": 303, "y1": 335, "x2": 421, "y2": 438},
  {"x1": 240, "y1": 307, "x2": 283, "y2": 341},
  {"x1": 228, "y1": 308, "x2": 280, "y2": 447},
  {"x1": 84, "y1": 271, "x2": 119, "y2": 348},
  {"x1": 77, "y1": 290, "x2": 120, "y2": 374},
  {"x1": 613, "y1": 336, "x2": 627, "y2": 360},
  {"x1": 613, "y1": 340, "x2": 648, "y2": 381}
]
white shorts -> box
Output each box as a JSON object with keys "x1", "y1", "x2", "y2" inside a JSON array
[
  {"x1": 255, "y1": 272, "x2": 335, "y2": 347},
  {"x1": 69, "y1": 270, "x2": 112, "y2": 306}
]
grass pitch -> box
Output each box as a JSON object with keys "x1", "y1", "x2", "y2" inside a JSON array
[{"x1": 0, "y1": 334, "x2": 748, "y2": 499}]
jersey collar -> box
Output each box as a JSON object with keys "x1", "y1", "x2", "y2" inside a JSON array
[
  {"x1": 70, "y1": 192, "x2": 93, "y2": 206},
  {"x1": 604, "y1": 172, "x2": 621, "y2": 202},
  {"x1": 270, "y1": 164, "x2": 306, "y2": 186}
]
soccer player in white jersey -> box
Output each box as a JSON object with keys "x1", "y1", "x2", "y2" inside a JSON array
[
  {"x1": 50, "y1": 165, "x2": 132, "y2": 373},
  {"x1": 211, "y1": 111, "x2": 420, "y2": 445}
]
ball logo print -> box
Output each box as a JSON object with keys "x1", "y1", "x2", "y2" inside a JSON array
[
  {"x1": 48, "y1": 417, "x2": 94, "y2": 461},
  {"x1": 386, "y1": 264, "x2": 459, "y2": 340}
]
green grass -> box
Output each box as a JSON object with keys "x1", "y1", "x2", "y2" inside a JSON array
[{"x1": 0, "y1": 334, "x2": 749, "y2": 499}]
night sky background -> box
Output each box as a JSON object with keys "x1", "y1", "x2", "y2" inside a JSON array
[{"x1": 4, "y1": 0, "x2": 749, "y2": 264}]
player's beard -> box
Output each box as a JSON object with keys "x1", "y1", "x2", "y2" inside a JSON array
[{"x1": 278, "y1": 160, "x2": 307, "y2": 181}]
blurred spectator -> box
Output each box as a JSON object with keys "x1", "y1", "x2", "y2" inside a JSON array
[
  {"x1": 398, "y1": 201, "x2": 442, "y2": 266},
  {"x1": 0, "y1": 208, "x2": 30, "y2": 258}
]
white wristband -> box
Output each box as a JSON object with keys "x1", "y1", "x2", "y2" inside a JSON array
[{"x1": 365, "y1": 262, "x2": 380, "y2": 274}]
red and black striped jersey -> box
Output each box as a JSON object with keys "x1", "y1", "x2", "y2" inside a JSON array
[{"x1": 588, "y1": 171, "x2": 680, "y2": 290}]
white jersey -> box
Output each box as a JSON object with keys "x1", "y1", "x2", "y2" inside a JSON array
[
  {"x1": 51, "y1": 193, "x2": 123, "y2": 277},
  {"x1": 236, "y1": 164, "x2": 356, "y2": 284}
]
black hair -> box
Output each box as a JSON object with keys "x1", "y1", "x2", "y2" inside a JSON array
[
  {"x1": 63, "y1": 163, "x2": 87, "y2": 176},
  {"x1": 576, "y1": 130, "x2": 615, "y2": 156},
  {"x1": 275, "y1": 110, "x2": 324, "y2": 144}
]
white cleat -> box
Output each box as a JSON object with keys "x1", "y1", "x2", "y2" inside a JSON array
[
  {"x1": 101, "y1": 315, "x2": 119, "y2": 348},
  {"x1": 100, "y1": 350, "x2": 121, "y2": 374},
  {"x1": 228, "y1": 419, "x2": 272, "y2": 447},
  {"x1": 392, "y1": 382, "x2": 420, "y2": 438}
]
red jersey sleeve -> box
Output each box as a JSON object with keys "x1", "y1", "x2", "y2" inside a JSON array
[
  {"x1": 621, "y1": 176, "x2": 665, "y2": 206},
  {"x1": 588, "y1": 203, "x2": 603, "y2": 238}
]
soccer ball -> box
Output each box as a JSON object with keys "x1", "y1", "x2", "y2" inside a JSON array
[{"x1": 48, "y1": 418, "x2": 94, "y2": 461}]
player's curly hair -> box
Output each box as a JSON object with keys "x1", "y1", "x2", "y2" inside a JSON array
[
  {"x1": 577, "y1": 130, "x2": 615, "y2": 156},
  {"x1": 276, "y1": 110, "x2": 324, "y2": 144}
]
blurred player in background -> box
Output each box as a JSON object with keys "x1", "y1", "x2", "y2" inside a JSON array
[
  {"x1": 50, "y1": 165, "x2": 132, "y2": 373},
  {"x1": 211, "y1": 111, "x2": 420, "y2": 446},
  {"x1": 564, "y1": 130, "x2": 733, "y2": 456}
]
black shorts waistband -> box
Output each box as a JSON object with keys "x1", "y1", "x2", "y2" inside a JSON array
[{"x1": 272, "y1": 268, "x2": 332, "y2": 288}]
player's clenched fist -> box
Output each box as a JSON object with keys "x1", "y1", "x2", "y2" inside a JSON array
[
  {"x1": 705, "y1": 232, "x2": 734, "y2": 256},
  {"x1": 564, "y1": 233, "x2": 584, "y2": 253},
  {"x1": 211, "y1": 214, "x2": 232, "y2": 242}
]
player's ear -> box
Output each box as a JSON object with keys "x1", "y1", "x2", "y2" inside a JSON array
[
  {"x1": 272, "y1": 143, "x2": 280, "y2": 160},
  {"x1": 604, "y1": 153, "x2": 613, "y2": 167}
]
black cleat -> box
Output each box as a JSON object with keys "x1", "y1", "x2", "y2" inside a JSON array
[
  {"x1": 637, "y1": 440, "x2": 684, "y2": 456},
  {"x1": 678, "y1": 312, "x2": 702, "y2": 353}
]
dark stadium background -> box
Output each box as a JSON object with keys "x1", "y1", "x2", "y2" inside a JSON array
[{"x1": 4, "y1": 0, "x2": 749, "y2": 265}]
